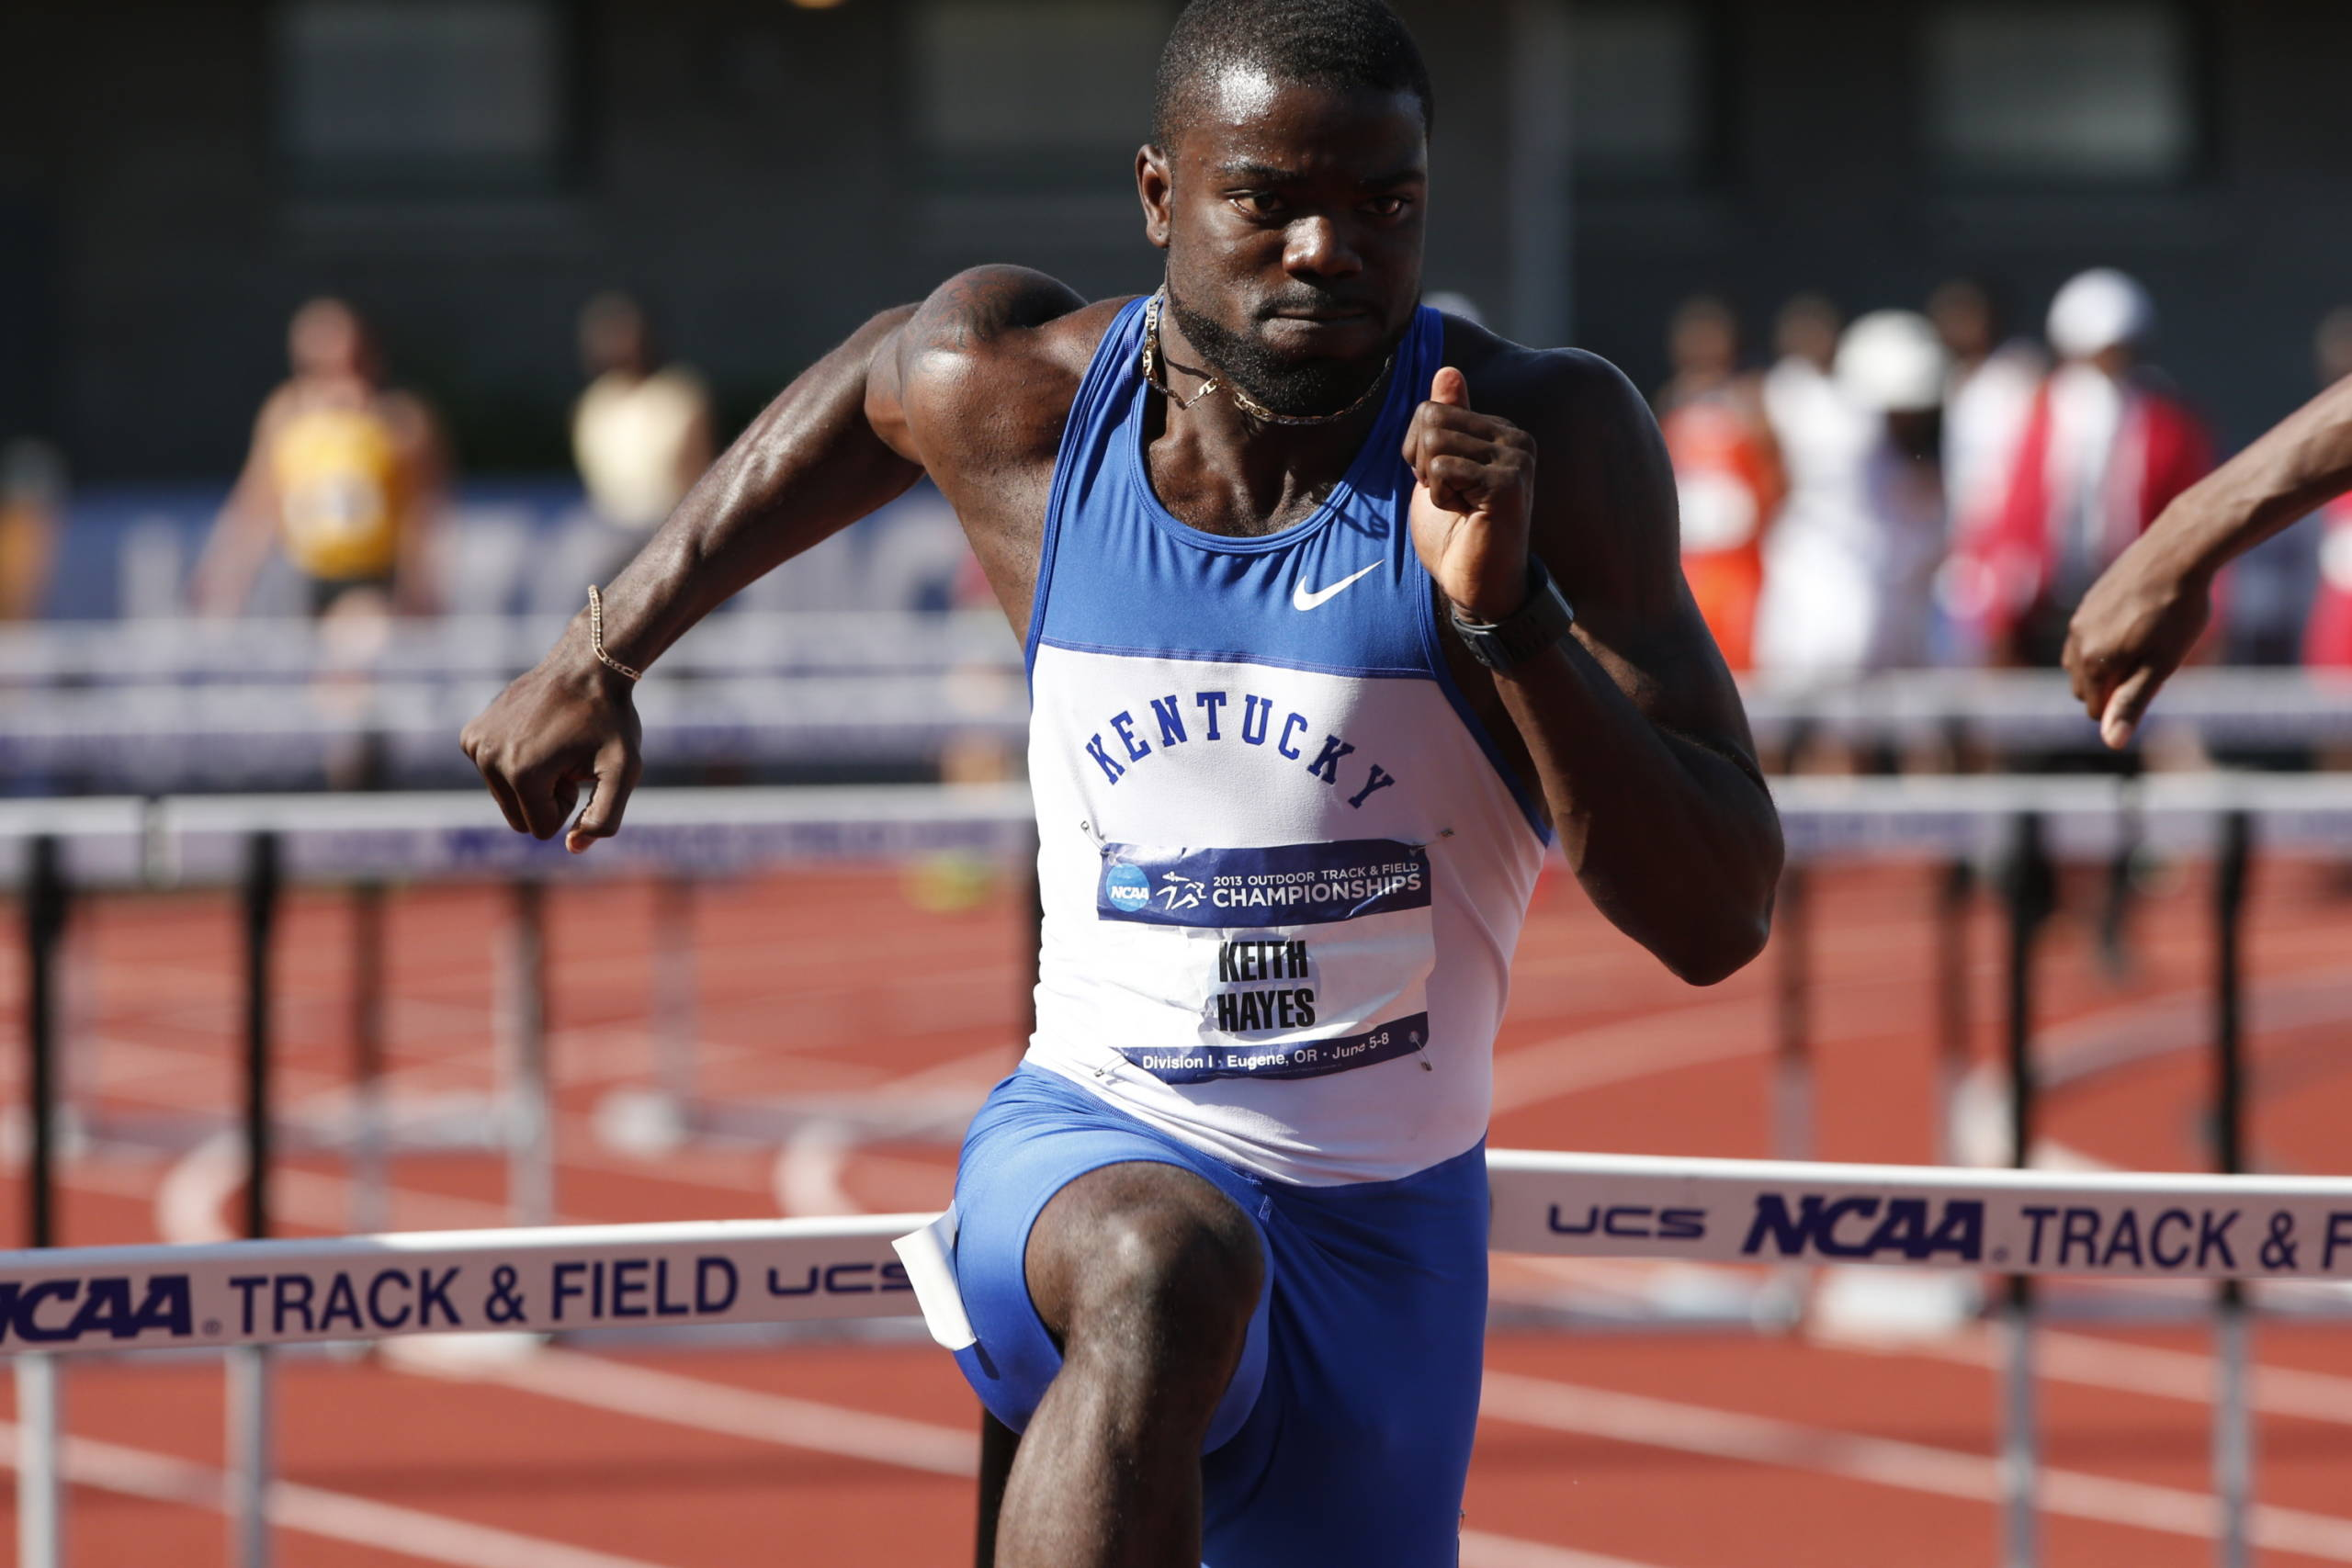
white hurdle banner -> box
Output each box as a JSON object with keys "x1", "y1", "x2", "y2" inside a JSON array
[{"x1": 8, "y1": 1153, "x2": 2352, "y2": 1357}]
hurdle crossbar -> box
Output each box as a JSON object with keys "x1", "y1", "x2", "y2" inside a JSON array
[{"x1": 6, "y1": 1156, "x2": 2352, "y2": 1357}]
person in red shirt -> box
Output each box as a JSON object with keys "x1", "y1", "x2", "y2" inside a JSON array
[{"x1": 1957, "y1": 269, "x2": 2211, "y2": 667}]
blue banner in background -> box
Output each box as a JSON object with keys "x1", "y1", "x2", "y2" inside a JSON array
[{"x1": 49, "y1": 479, "x2": 967, "y2": 620}]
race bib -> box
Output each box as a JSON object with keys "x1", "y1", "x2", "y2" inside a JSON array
[{"x1": 1095, "y1": 839, "x2": 1435, "y2": 1084}]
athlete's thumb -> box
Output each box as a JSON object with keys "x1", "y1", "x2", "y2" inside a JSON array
[
  {"x1": 2098, "y1": 666, "x2": 2163, "y2": 751},
  {"x1": 566, "y1": 737, "x2": 639, "y2": 854},
  {"x1": 1429, "y1": 367, "x2": 1470, "y2": 410}
]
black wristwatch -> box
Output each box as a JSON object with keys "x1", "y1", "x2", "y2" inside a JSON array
[{"x1": 1448, "y1": 557, "x2": 1575, "y2": 672}]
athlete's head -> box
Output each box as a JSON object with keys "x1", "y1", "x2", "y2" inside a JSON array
[
  {"x1": 288, "y1": 297, "x2": 377, "y2": 385},
  {"x1": 580, "y1": 291, "x2": 653, "y2": 380},
  {"x1": 1140, "y1": 0, "x2": 1431, "y2": 419}
]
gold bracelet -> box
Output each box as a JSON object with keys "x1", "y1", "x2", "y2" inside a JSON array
[{"x1": 587, "y1": 584, "x2": 643, "y2": 682}]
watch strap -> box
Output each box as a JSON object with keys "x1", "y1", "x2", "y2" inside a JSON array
[{"x1": 1449, "y1": 557, "x2": 1575, "y2": 673}]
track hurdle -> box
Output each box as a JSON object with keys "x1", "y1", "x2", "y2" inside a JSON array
[{"x1": 10, "y1": 1155, "x2": 2352, "y2": 1565}]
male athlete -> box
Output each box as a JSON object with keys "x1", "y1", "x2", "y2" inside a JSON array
[{"x1": 462, "y1": 5, "x2": 1781, "y2": 1563}]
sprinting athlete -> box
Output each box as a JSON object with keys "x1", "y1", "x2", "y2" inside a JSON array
[
  {"x1": 461, "y1": 4, "x2": 1781, "y2": 1563},
  {"x1": 198, "y1": 298, "x2": 447, "y2": 618}
]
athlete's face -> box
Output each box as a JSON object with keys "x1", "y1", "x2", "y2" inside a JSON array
[{"x1": 1140, "y1": 73, "x2": 1427, "y2": 418}]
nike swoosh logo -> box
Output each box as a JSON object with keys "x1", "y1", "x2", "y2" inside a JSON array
[{"x1": 1291, "y1": 563, "x2": 1379, "y2": 612}]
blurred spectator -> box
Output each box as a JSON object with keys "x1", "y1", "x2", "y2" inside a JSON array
[
  {"x1": 1837, "y1": 311, "x2": 1951, "y2": 669},
  {"x1": 196, "y1": 298, "x2": 448, "y2": 617},
  {"x1": 572, "y1": 292, "x2": 714, "y2": 586},
  {"x1": 1657, "y1": 294, "x2": 1781, "y2": 671},
  {"x1": 0, "y1": 438, "x2": 62, "y2": 620},
  {"x1": 1955, "y1": 268, "x2": 2212, "y2": 665},
  {"x1": 2302, "y1": 307, "x2": 2352, "y2": 669},
  {"x1": 1755, "y1": 293, "x2": 1878, "y2": 679},
  {"x1": 1928, "y1": 277, "x2": 2044, "y2": 660}
]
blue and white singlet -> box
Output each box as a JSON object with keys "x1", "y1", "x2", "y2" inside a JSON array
[{"x1": 1021, "y1": 297, "x2": 1551, "y2": 1186}]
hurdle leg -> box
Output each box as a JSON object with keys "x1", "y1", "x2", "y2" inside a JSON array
[
  {"x1": 1772, "y1": 863, "x2": 1813, "y2": 1167},
  {"x1": 1997, "y1": 811, "x2": 2052, "y2": 1568},
  {"x1": 1933, "y1": 859, "x2": 1973, "y2": 1167},
  {"x1": 232, "y1": 832, "x2": 279, "y2": 1568},
  {"x1": 2211, "y1": 809, "x2": 2256, "y2": 1568},
  {"x1": 227, "y1": 1344, "x2": 273, "y2": 1568},
  {"x1": 652, "y1": 874, "x2": 697, "y2": 1119},
  {"x1": 1997, "y1": 1279, "x2": 2040, "y2": 1568},
  {"x1": 349, "y1": 881, "x2": 389, "y2": 1235},
  {"x1": 19, "y1": 834, "x2": 67, "y2": 1568},
  {"x1": 15, "y1": 1355, "x2": 65, "y2": 1568},
  {"x1": 499, "y1": 879, "x2": 554, "y2": 1228}
]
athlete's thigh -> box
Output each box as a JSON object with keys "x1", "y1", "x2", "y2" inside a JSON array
[{"x1": 949, "y1": 1074, "x2": 1272, "y2": 1447}]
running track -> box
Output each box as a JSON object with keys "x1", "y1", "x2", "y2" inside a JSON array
[{"x1": 6, "y1": 850, "x2": 2352, "y2": 1565}]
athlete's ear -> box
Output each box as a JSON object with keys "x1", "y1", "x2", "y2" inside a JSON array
[{"x1": 1137, "y1": 145, "x2": 1173, "y2": 251}]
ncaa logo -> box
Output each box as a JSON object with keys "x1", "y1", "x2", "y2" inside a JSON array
[{"x1": 1104, "y1": 863, "x2": 1152, "y2": 912}]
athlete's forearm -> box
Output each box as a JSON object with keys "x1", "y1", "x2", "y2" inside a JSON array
[
  {"x1": 1496, "y1": 641, "x2": 1780, "y2": 986},
  {"x1": 2140, "y1": 374, "x2": 2352, "y2": 584},
  {"x1": 581, "y1": 306, "x2": 925, "y2": 672}
]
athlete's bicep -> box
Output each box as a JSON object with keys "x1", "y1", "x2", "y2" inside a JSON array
[{"x1": 1532, "y1": 352, "x2": 1762, "y2": 773}]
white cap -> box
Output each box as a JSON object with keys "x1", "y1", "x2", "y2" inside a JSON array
[
  {"x1": 1835, "y1": 310, "x2": 1948, "y2": 412},
  {"x1": 2047, "y1": 267, "x2": 2154, "y2": 359}
]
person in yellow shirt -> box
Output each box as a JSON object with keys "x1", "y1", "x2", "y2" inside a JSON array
[{"x1": 198, "y1": 298, "x2": 448, "y2": 617}]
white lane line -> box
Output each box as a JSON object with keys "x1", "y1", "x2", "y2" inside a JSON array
[
  {"x1": 1826, "y1": 1325, "x2": 2352, "y2": 1428},
  {"x1": 405, "y1": 1348, "x2": 1674, "y2": 1568},
  {"x1": 1481, "y1": 1371, "x2": 2352, "y2": 1562},
  {"x1": 0, "y1": 1420, "x2": 673, "y2": 1568},
  {"x1": 402, "y1": 1348, "x2": 977, "y2": 1477},
  {"x1": 1459, "y1": 1531, "x2": 1672, "y2": 1568}
]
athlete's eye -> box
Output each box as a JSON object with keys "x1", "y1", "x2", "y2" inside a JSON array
[
  {"x1": 1230, "y1": 192, "x2": 1284, "y2": 219},
  {"x1": 1365, "y1": 196, "x2": 1411, "y2": 220}
]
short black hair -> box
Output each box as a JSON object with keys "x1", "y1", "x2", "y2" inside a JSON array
[{"x1": 1152, "y1": 0, "x2": 1434, "y2": 149}]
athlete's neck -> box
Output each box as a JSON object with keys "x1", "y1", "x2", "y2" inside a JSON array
[{"x1": 1142, "y1": 307, "x2": 1389, "y2": 540}]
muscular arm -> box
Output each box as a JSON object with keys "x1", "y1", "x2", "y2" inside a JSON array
[
  {"x1": 462, "y1": 266, "x2": 1088, "y2": 847},
  {"x1": 1406, "y1": 348, "x2": 1781, "y2": 986},
  {"x1": 2066, "y1": 373, "x2": 2352, "y2": 745}
]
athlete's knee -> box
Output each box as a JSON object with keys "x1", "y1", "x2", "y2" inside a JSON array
[{"x1": 1030, "y1": 1166, "x2": 1261, "y2": 1374}]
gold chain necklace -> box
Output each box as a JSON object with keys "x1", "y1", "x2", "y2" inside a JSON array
[{"x1": 1139, "y1": 289, "x2": 1394, "y2": 427}]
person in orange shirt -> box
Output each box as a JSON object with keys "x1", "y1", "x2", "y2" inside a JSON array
[
  {"x1": 197, "y1": 298, "x2": 448, "y2": 618},
  {"x1": 1657, "y1": 295, "x2": 1782, "y2": 671}
]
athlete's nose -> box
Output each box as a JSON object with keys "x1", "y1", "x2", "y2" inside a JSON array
[{"x1": 1282, "y1": 217, "x2": 1363, "y2": 283}]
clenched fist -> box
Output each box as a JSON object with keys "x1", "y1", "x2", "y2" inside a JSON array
[{"x1": 1401, "y1": 367, "x2": 1536, "y2": 622}]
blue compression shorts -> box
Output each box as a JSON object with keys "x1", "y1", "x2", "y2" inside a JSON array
[{"x1": 950, "y1": 1064, "x2": 1488, "y2": 1568}]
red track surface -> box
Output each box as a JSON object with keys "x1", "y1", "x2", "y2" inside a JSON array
[{"x1": 6, "y1": 852, "x2": 2352, "y2": 1565}]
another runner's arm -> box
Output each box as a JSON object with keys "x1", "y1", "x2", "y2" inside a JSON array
[
  {"x1": 2067, "y1": 372, "x2": 2352, "y2": 746},
  {"x1": 1404, "y1": 352, "x2": 1781, "y2": 986},
  {"x1": 461, "y1": 266, "x2": 1084, "y2": 848},
  {"x1": 193, "y1": 389, "x2": 292, "y2": 617}
]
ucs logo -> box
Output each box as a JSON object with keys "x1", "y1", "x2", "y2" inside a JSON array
[
  {"x1": 0, "y1": 1276, "x2": 194, "y2": 1345},
  {"x1": 1739, "y1": 1194, "x2": 1984, "y2": 1263}
]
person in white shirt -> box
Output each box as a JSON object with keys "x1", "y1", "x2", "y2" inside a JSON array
[{"x1": 572, "y1": 294, "x2": 715, "y2": 582}]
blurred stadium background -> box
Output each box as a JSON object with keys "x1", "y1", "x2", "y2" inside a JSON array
[{"x1": 7, "y1": 3, "x2": 2352, "y2": 1566}]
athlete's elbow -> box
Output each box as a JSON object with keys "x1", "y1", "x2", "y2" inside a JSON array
[{"x1": 1658, "y1": 908, "x2": 1771, "y2": 987}]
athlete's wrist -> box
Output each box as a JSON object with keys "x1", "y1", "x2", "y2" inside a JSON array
[{"x1": 1448, "y1": 557, "x2": 1575, "y2": 673}]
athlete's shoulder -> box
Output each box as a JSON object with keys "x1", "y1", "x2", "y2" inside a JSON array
[
  {"x1": 901, "y1": 268, "x2": 1127, "y2": 383},
  {"x1": 1437, "y1": 314, "x2": 1657, "y2": 455},
  {"x1": 1435, "y1": 313, "x2": 1678, "y2": 581},
  {"x1": 885, "y1": 269, "x2": 1134, "y2": 466}
]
